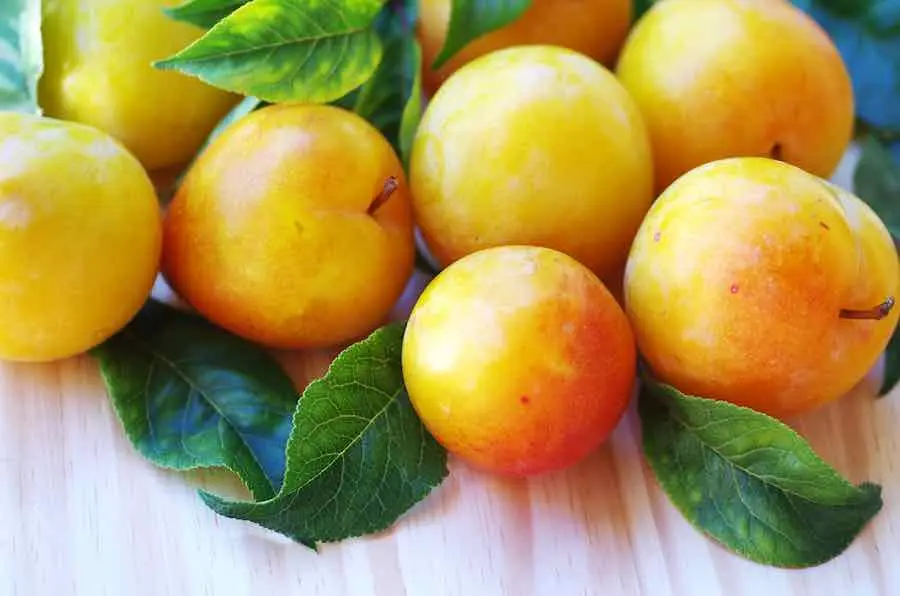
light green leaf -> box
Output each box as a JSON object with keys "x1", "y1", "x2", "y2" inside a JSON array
[
  {"x1": 164, "y1": 0, "x2": 251, "y2": 29},
  {"x1": 639, "y1": 377, "x2": 882, "y2": 568},
  {"x1": 202, "y1": 95, "x2": 264, "y2": 150},
  {"x1": 398, "y1": 41, "x2": 423, "y2": 168},
  {"x1": 201, "y1": 322, "x2": 449, "y2": 547},
  {"x1": 91, "y1": 301, "x2": 299, "y2": 502},
  {"x1": 432, "y1": 0, "x2": 532, "y2": 69},
  {"x1": 155, "y1": 0, "x2": 385, "y2": 104},
  {"x1": 0, "y1": 0, "x2": 42, "y2": 114}
]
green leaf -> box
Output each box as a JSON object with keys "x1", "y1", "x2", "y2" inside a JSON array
[
  {"x1": 633, "y1": 0, "x2": 659, "y2": 20},
  {"x1": 398, "y1": 41, "x2": 423, "y2": 168},
  {"x1": 91, "y1": 301, "x2": 299, "y2": 502},
  {"x1": 0, "y1": 0, "x2": 42, "y2": 114},
  {"x1": 155, "y1": 0, "x2": 385, "y2": 105},
  {"x1": 348, "y1": 1, "x2": 423, "y2": 167},
  {"x1": 639, "y1": 377, "x2": 883, "y2": 568},
  {"x1": 855, "y1": 135, "x2": 900, "y2": 238},
  {"x1": 201, "y1": 322, "x2": 448, "y2": 546},
  {"x1": 201, "y1": 95, "x2": 264, "y2": 151},
  {"x1": 432, "y1": 0, "x2": 532, "y2": 69},
  {"x1": 791, "y1": 0, "x2": 900, "y2": 130},
  {"x1": 881, "y1": 331, "x2": 900, "y2": 396},
  {"x1": 164, "y1": 0, "x2": 250, "y2": 28}
]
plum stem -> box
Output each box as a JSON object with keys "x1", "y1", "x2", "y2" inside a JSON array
[
  {"x1": 769, "y1": 143, "x2": 784, "y2": 161},
  {"x1": 839, "y1": 297, "x2": 896, "y2": 321},
  {"x1": 368, "y1": 176, "x2": 399, "y2": 216}
]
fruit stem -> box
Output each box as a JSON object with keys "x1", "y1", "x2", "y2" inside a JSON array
[
  {"x1": 769, "y1": 143, "x2": 784, "y2": 161},
  {"x1": 368, "y1": 176, "x2": 399, "y2": 216},
  {"x1": 839, "y1": 297, "x2": 896, "y2": 321}
]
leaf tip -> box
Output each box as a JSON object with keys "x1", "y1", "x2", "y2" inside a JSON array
[{"x1": 151, "y1": 57, "x2": 180, "y2": 71}]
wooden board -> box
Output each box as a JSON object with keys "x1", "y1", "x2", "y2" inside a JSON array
[
  {"x1": 1, "y1": 349, "x2": 898, "y2": 596},
  {"x1": 3, "y1": 151, "x2": 897, "y2": 596}
]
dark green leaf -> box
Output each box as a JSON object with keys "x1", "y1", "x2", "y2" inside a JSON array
[
  {"x1": 91, "y1": 301, "x2": 299, "y2": 501},
  {"x1": 800, "y1": 0, "x2": 900, "y2": 34},
  {"x1": 373, "y1": 0, "x2": 418, "y2": 37},
  {"x1": 201, "y1": 322, "x2": 448, "y2": 546},
  {"x1": 0, "y1": 0, "x2": 42, "y2": 114},
  {"x1": 432, "y1": 0, "x2": 532, "y2": 69},
  {"x1": 164, "y1": 0, "x2": 250, "y2": 28},
  {"x1": 881, "y1": 331, "x2": 900, "y2": 396},
  {"x1": 348, "y1": 1, "x2": 423, "y2": 167},
  {"x1": 155, "y1": 0, "x2": 385, "y2": 104},
  {"x1": 854, "y1": 135, "x2": 900, "y2": 238},
  {"x1": 633, "y1": 0, "x2": 659, "y2": 20},
  {"x1": 398, "y1": 41, "x2": 423, "y2": 168},
  {"x1": 639, "y1": 378, "x2": 882, "y2": 568},
  {"x1": 792, "y1": 0, "x2": 900, "y2": 130}
]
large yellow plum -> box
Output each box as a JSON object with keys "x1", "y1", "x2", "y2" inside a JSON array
[
  {"x1": 624, "y1": 157, "x2": 899, "y2": 419},
  {"x1": 409, "y1": 45, "x2": 654, "y2": 285},
  {"x1": 0, "y1": 112, "x2": 162, "y2": 362},
  {"x1": 616, "y1": 0, "x2": 854, "y2": 193},
  {"x1": 39, "y1": 0, "x2": 239, "y2": 171}
]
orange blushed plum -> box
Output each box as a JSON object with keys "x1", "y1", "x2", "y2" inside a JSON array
[
  {"x1": 402, "y1": 246, "x2": 637, "y2": 476},
  {"x1": 624, "y1": 158, "x2": 900, "y2": 419}
]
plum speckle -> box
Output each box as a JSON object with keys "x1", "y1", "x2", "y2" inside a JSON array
[
  {"x1": 520, "y1": 395, "x2": 530, "y2": 405},
  {"x1": 730, "y1": 284, "x2": 739, "y2": 294},
  {"x1": 653, "y1": 231, "x2": 661, "y2": 242}
]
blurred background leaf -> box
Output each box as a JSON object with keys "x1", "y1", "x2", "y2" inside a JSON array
[
  {"x1": 0, "y1": 0, "x2": 42, "y2": 114},
  {"x1": 791, "y1": 0, "x2": 900, "y2": 134}
]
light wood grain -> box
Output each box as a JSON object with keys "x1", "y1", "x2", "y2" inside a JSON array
[
  {"x1": 1, "y1": 346, "x2": 898, "y2": 596},
  {"x1": 3, "y1": 148, "x2": 896, "y2": 596}
]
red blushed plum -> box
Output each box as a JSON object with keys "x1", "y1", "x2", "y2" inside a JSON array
[{"x1": 401, "y1": 245, "x2": 637, "y2": 476}]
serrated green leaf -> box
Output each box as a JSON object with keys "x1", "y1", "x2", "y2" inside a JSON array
[
  {"x1": 155, "y1": 0, "x2": 385, "y2": 105},
  {"x1": 792, "y1": 0, "x2": 900, "y2": 130},
  {"x1": 91, "y1": 301, "x2": 299, "y2": 502},
  {"x1": 432, "y1": 0, "x2": 532, "y2": 69},
  {"x1": 639, "y1": 377, "x2": 883, "y2": 568},
  {"x1": 201, "y1": 322, "x2": 448, "y2": 547},
  {"x1": 164, "y1": 0, "x2": 250, "y2": 28},
  {"x1": 0, "y1": 0, "x2": 42, "y2": 114}
]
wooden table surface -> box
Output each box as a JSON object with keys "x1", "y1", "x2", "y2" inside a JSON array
[{"x1": 3, "y1": 150, "x2": 897, "y2": 596}]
